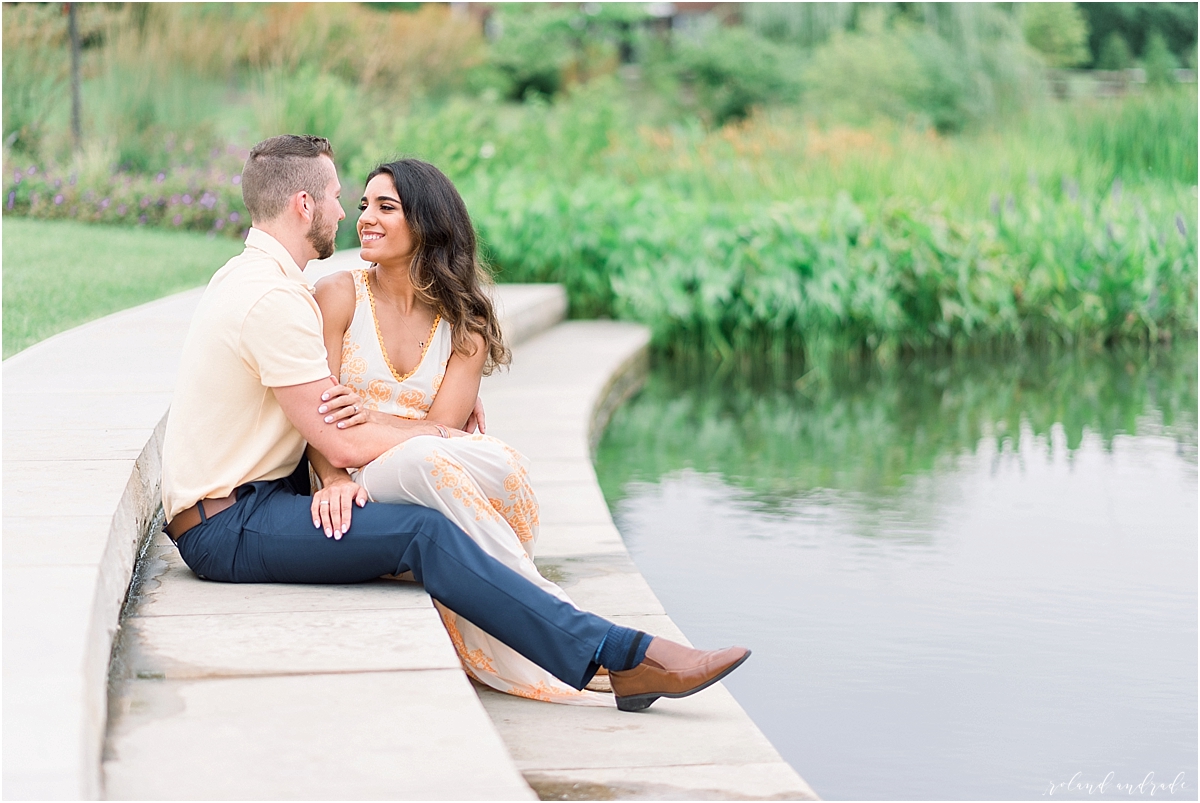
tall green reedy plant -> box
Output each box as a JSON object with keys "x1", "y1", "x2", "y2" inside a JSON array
[{"x1": 1056, "y1": 88, "x2": 1198, "y2": 184}]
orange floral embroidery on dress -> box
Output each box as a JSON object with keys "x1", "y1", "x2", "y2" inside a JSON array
[
  {"x1": 426, "y1": 451, "x2": 504, "y2": 524},
  {"x1": 475, "y1": 443, "x2": 540, "y2": 543},
  {"x1": 341, "y1": 337, "x2": 367, "y2": 382},
  {"x1": 437, "y1": 605, "x2": 496, "y2": 675},
  {"x1": 367, "y1": 379, "x2": 393, "y2": 405},
  {"x1": 396, "y1": 388, "x2": 429, "y2": 413}
]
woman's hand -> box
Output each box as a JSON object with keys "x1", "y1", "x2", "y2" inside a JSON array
[
  {"x1": 464, "y1": 396, "x2": 487, "y2": 434},
  {"x1": 318, "y1": 383, "x2": 369, "y2": 429},
  {"x1": 311, "y1": 476, "x2": 369, "y2": 539}
]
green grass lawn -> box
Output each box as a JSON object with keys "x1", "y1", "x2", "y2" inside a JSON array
[{"x1": 2, "y1": 218, "x2": 243, "y2": 358}]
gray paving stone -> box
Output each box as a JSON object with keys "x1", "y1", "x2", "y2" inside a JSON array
[
  {"x1": 550, "y1": 566, "x2": 669, "y2": 618},
  {"x1": 534, "y1": 523, "x2": 629, "y2": 558},
  {"x1": 523, "y1": 763, "x2": 817, "y2": 801},
  {"x1": 526, "y1": 460, "x2": 601, "y2": 486},
  {"x1": 103, "y1": 672, "x2": 535, "y2": 801},
  {"x1": 123, "y1": 606, "x2": 460, "y2": 678},
  {"x1": 534, "y1": 481, "x2": 614, "y2": 526},
  {"x1": 4, "y1": 427, "x2": 158, "y2": 462},
  {"x1": 477, "y1": 682, "x2": 782, "y2": 772},
  {"x1": 2, "y1": 460, "x2": 137, "y2": 517},
  {"x1": 3, "y1": 392, "x2": 174, "y2": 432},
  {"x1": 2, "y1": 515, "x2": 115, "y2": 566}
]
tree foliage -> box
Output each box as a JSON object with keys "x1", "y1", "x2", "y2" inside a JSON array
[{"x1": 1022, "y1": 3, "x2": 1091, "y2": 68}]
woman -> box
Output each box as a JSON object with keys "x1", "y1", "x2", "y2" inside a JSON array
[{"x1": 307, "y1": 158, "x2": 609, "y2": 706}]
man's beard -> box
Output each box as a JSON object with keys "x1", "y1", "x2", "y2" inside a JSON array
[{"x1": 306, "y1": 204, "x2": 336, "y2": 261}]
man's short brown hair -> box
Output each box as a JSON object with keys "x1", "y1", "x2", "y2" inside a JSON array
[{"x1": 241, "y1": 135, "x2": 335, "y2": 223}]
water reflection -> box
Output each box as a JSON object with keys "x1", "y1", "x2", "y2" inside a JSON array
[{"x1": 594, "y1": 346, "x2": 1197, "y2": 801}]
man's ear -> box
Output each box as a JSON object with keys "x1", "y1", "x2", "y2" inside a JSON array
[{"x1": 291, "y1": 191, "x2": 313, "y2": 223}]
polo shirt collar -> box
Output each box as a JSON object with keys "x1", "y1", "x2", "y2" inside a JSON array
[{"x1": 245, "y1": 227, "x2": 309, "y2": 286}]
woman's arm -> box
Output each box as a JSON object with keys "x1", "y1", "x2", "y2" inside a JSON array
[
  {"x1": 313, "y1": 272, "x2": 355, "y2": 388},
  {"x1": 426, "y1": 331, "x2": 488, "y2": 430}
]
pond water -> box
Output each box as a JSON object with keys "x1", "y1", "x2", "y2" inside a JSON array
[{"x1": 594, "y1": 346, "x2": 1198, "y2": 801}]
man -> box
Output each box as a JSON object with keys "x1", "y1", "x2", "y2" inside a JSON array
[{"x1": 161, "y1": 134, "x2": 748, "y2": 712}]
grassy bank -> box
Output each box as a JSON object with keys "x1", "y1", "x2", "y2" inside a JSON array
[
  {"x1": 2, "y1": 218, "x2": 240, "y2": 357},
  {"x1": 3, "y1": 4, "x2": 1195, "y2": 360}
]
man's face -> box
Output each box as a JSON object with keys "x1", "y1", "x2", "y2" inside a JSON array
[{"x1": 305, "y1": 156, "x2": 345, "y2": 261}]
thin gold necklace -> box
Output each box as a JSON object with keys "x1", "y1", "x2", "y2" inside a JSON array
[{"x1": 371, "y1": 267, "x2": 430, "y2": 348}]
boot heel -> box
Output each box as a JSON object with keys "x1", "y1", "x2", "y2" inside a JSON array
[{"x1": 616, "y1": 695, "x2": 658, "y2": 712}]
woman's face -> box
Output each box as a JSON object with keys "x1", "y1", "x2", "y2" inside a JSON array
[{"x1": 357, "y1": 174, "x2": 415, "y2": 265}]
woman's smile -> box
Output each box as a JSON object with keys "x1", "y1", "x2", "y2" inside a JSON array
[{"x1": 357, "y1": 174, "x2": 415, "y2": 263}]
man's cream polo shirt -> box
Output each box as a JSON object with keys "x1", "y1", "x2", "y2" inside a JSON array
[{"x1": 162, "y1": 228, "x2": 332, "y2": 522}]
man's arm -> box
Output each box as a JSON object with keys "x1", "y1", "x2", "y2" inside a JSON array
[{"x1": 274, "y1": 378, "x2": 443, "y2": 468}]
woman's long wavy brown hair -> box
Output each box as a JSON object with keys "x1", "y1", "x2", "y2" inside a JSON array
[{"x1": 367, "y1": 159, "x2": 510, "y2": 375}]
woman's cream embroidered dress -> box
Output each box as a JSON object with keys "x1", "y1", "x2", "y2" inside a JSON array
[{"x1": 339, "y1": 269, "x2": 609, "y2": 706}]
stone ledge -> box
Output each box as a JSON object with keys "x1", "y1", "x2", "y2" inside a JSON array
[
  {"x1": 2, "y1": 247, "x2": 568, "y2": 800},
  {"x1": 474, "y1": 323, "x2": 819, "y2": 801}
]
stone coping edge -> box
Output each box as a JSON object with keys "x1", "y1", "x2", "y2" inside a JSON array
[{"x1": 2, "y1": 280, "x2": 567, "y2": 800}]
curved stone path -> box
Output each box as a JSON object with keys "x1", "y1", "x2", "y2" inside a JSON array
[{"x1": 5, "y1": 250, "x2": 817, "y2": 800}]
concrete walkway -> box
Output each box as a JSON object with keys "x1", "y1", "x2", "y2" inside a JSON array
[{"x1": 6, "y1": 250, "x2": 816, "y2": 800}]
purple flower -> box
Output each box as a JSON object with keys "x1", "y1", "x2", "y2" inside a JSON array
[
  {"x1": 138, "y1": 214, "x2": 148, "y2": 224},
  {"x1": 54, "y1": 179, "x2": 61, "y2": 188},
  {"x1": 54, "y1": 194, "x2": 64, "y2": 205},
  {"x1": 12, "y1": 173, "x2": 20, "y2": 185},
  {"x1": 200, "y1": 192, "x2": 216, "y2": 209},
  {"x1": 170, "y1": 194, "x2": 181, "y2": 205},
  {"x1": 232, "y1": 174, "x2": 241, "y2": 185},
  {"x1": 1178, "y1": 214, "x2": 1189, "y2": 239},
  {"x1": 7, "y1": 192, "x2": 14, "y2": 210},
  {"x1": 172, "y1": 214, "x2": 183, "y2": 226},
  {"x1": 100, "y1": 198, "x2": 110, "y2": 209},
  {"x1": 229, "y1": 211, "x2": 240, "y2": 223},
  {"x1": 156, "y1": 172, "x2": 166, "y2": 183},
  {"x1": 68, "y1": 175, "x2": 77, "y2": 186},
  {"x1": 182, "y1": 194, "x2": 192, "y2": 205},
  {"x1": 26, "y1": 165, "x2": 36, "y2": 176},
  {"x1": 140, "y1": 197, "x2": 150, "y2": 208},
  {"x1": 117, "y1": 204, "x2": 127, "y2": 215},
  {"x1": 214, "y1": 218, "x2": 225, "y2": 230}
]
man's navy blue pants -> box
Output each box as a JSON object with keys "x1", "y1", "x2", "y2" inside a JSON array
[{"x1": 171, "y1": 462, "x2": 610, "y2": 690}]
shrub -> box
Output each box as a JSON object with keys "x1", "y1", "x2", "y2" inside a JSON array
[
  {"x1": 482, "y1": 4, "x2": 643, "y2": 101},
  {"x1": 800, "y1": 12, "x2": 1041, "y2": 134},
  {"x1": 665, "y1": 26, "x2": 801, "y2": 126},
  {"x1": 1022, "y1": 3, "x2": 1091, "y2": 68},
  {"x1": 1143, "y1": 30, "x2": 1180, "y2": 86},
  {"x1": 1097, "y1": 31, "x2": 1134, "y2": 71},
  {"x1": 1, "y1": 4, "x2": 70, "y2": 156}
]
